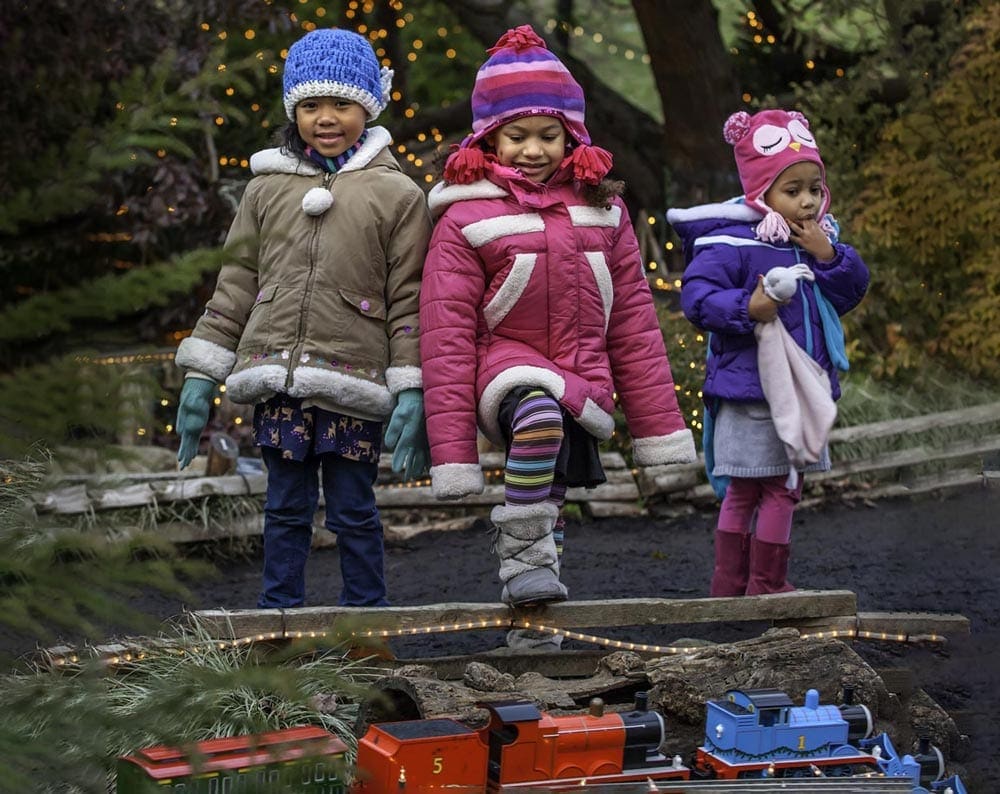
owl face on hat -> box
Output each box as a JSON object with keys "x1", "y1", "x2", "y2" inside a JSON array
[{"x1": 723, "y1": 109, "x2": 830, "y2": 218}]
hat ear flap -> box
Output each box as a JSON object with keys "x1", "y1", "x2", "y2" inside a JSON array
[{"x1": 723, "y1": 111, "x2": 752, "y2": 145}]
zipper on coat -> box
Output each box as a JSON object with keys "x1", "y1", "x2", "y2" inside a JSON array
[{"x1": 286, "y1": 172, "x2": 334, "y2": 389}]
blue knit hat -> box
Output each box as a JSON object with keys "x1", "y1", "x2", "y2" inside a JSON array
[{"x1": 282, "y1": 28, "x2": 393, "y2": 121}]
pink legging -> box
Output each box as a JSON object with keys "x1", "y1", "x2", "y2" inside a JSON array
[{"x1": 717, "y1": 475, "x2": 804, "y2": 545}]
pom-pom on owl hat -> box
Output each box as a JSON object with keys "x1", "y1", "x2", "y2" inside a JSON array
[
  {"x1": 282, "y1": 28, "x2": 393, "y2": 121},
  {"x1": 443, "y1": 26, "x2": 612, "y2": 186},
  {"x1": 723, "y1": 109, "x2": 830, "y2": 243}
]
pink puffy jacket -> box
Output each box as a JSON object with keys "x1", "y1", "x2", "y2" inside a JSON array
[{"x1": 419, "y1": 164, "x2": 695, "y2": 498}]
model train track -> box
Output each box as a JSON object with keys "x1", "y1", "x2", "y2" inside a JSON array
[{"x1": 543, "y1": 779, "x2": 921, "y2": 793}]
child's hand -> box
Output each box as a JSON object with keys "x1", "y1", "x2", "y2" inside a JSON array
[
  {"x1": 748, "y1": 277, "x2": 780, "y2": 323},
  {"x1": 176, "y1": 377, "x2": 216, "y2": 469},
  {"x1": 788, "y1": 219, "x2": 836, "y2": 262},
  {"x1": 385, "y1": 389, "x2": 430, "y2": 481}
]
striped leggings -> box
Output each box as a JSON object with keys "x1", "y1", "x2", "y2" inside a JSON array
[{"x1": 505, "y1": 390, "x2": 567, "y2": 555}]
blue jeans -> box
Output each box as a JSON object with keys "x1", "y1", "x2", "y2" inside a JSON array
[{"x1": 258, "y1": 446, "x2": 388, "y2": 608}]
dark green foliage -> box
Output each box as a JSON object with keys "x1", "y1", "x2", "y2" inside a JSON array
[
  {"x1": 0, "y1": 457, "x2": 377, "y2": 792},
  {"x1": 846, "y1": 4, "x2": 999, "y2": 380},
  {"x1": 782, "y1": 1, "x2": 996, "y2": 383},
  {"x1": 0, "y1": 3, "x2": 265, "y2": 294},
  {"x1": 0, "y1": 638, "x2": 372, "y2": 793},
  {"x1": 0, "y1": 1, "x2": 277, "y2": 454}
]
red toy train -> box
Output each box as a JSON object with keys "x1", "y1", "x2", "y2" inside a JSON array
[{"x1": 353, "y1": 693, "x2": 689, "y2": 791}]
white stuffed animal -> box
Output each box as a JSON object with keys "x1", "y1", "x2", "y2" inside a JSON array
[{"x1": 762, "y1": 263, "x2": 815, "y2": 302}]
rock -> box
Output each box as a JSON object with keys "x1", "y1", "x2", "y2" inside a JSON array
[{"x1": 463, "y1": 661, "x2": 516, "y2": 692}]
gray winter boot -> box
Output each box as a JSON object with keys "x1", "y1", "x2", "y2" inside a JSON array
[{"x1": 491, "y1": 502, "x2": 568, "y2": 606}]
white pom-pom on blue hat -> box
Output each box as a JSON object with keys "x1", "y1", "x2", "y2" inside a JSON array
[
  {"x1": 283, "y1": 28, "x2": 391, "y2": 121},
  {"x1": 302, "y1": 187, "x2": 334, "y2": 216}
]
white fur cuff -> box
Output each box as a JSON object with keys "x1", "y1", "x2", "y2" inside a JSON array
[
  {"x1": 385, "y1": 365, "x2": 423, "y2": 394},
  {"x1": 632, "y1": 428, "x2": 697, "y2": 466},
  {"x1": 175, "y1": 337, "x2": 237, "y2": 383},
  {"x1": 490, "y1": 502, "x2": 560, "y2": 535},
  {"x1": 430, "y1": 463, "x2": 485, "y2": 500}
]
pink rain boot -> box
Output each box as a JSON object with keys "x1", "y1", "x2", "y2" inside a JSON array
[
  {"x1": 745, "y1": 536, "x2": 795, "y2": 595},
  {"x1": 709, "y1": 531, "x2": 751, "y2": 597}
]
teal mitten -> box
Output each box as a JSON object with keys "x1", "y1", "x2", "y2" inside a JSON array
[
  {"x1": 384, "y1": 388, "x2": 430, "y2": 481},
  {"x1": 176, "y1": 377, "x2": 216, "y2": 469}
]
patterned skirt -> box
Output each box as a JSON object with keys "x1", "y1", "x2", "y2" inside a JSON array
[{"x1": 252, "y1": 393, "x2": 382, "y2": 463}]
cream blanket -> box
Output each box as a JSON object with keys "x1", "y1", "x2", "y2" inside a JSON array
[{"x1": 754, "y1": 317, "x2": 837, "y2": 489}]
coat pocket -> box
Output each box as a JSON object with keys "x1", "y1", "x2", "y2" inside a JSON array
[
  {"x1": 339, "y1": 288, "x2": 387, "y2": 320},
  {"x1": 338, "y1": 289, "x2": 388, "y2": 364},
  {"x1": 238, "y1": 284, "x2": 278, "y2": 352},
  {"x1": 306, "y1": 288, "x2": 389, "y2": 368}
]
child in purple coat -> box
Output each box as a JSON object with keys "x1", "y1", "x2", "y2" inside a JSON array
[{"x1": 668, "y1": 109, "x2": 869, "y2": 596}]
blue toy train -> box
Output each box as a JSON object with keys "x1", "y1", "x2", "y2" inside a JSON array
[{"x1": 694, "y1": 686, "x2": 960, "y2": 791}]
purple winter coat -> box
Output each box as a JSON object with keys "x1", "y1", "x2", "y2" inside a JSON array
[{"x1": 668, "y1": 202, "x2": 869, "y2": 405}]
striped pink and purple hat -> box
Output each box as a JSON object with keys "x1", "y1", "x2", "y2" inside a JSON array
[{"x1": 467, "y1": 26, "x2": 591, "y2": 147}]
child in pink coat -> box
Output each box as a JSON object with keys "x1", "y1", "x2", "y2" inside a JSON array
[{"x1": 419, "y1": 27, "x2": 695, "y2": 645}]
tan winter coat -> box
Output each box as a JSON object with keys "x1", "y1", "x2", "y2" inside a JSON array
[{"x1": 175, "y1": 127, "x2": 432, "y2": 420}]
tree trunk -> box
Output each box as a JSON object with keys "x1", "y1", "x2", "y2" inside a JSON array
[{"x1": 631, "y1": 0, "x2": 741, "y2": 205}]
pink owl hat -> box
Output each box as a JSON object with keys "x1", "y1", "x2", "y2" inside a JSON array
[{"x1": 723, "y1": 109, "x2": 831, "y2": 244}]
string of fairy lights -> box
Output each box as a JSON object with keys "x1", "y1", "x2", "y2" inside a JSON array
[{"x1": 42, "y1": 616, "x2": 945, "y2": 670}]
